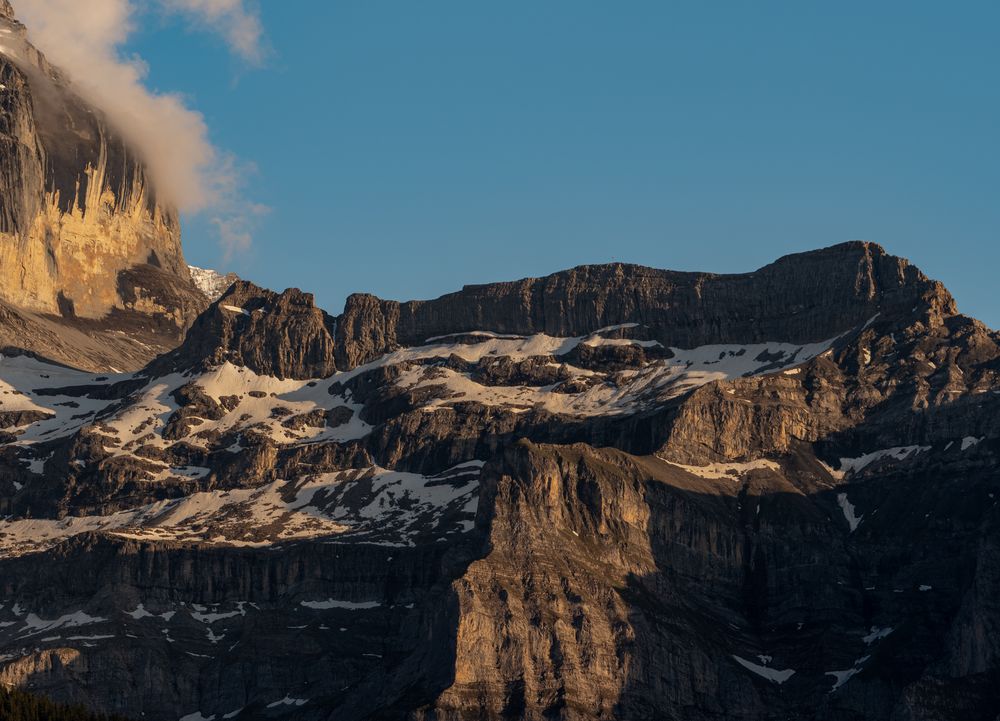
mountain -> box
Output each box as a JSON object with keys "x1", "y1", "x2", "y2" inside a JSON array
[
  {"x1": 189, "y1": 266, "x2": 241, "y2": 303},
  {"x1": 1, "y1": 241, "x2": 998, "y2": 721},
  {"x1": 0, "y1": 6, "x2": 997, "y2": 719},
  {"x1": 0, "y1": 4, "x2": 206, "y2": 372}
]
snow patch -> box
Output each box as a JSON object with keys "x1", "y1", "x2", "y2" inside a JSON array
[
  {"x1": 826, "y1": 655, "x2": 871, "y2": 691},
  {"x1": 838, "y1": 446, "x2": 931, "y2": 476},
  {"x1": 67, "y1": 634, "x2": 114, "y2": 641},
  {"x1": 826, "y1": 668, "x2": 859, "y2": 691},
  {"x1": 383, "y1": 331, "x2": 841, "y2": 419},
  {"x1": 0, "y1": 354, "x2": 124, "y2": 445},
  {"x1": 837, "y1": 493, "x2": 863, "y2": 532},
  {"x1": 663, "y1": 459, "x2": 781, "y2": 481},
  {"x1": 962, "y1": 436, "x2": 984, "y2": 451},
  {"x1": 863, "y1": 626, "x2": 893, "y2": 644},
  {"x1": 190, "y1": 606, "x2": 246, "y2": 624},
  {"x1": 20, "y1": 610, "x2": 106, "y2": 636},
  {"x1": 731, "y1": 655, "x2": 795, "y2": 684},
  {"x1": 0, "y1": 460, "x2": 483, "y2": 555},
  {"x1": 126, "y1": 604, "x2": 154, "y2": 620},
  {"x1": 300, "y1": 599, "x2": 381, "y2": 611},
  {"x1": 189, "y1": 266, "x2": 237, "y2": 301}
]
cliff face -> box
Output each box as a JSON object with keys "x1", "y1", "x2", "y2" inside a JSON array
[
  {"x1": 0, "y1": 6, "x2": 205, "y2": 370},
  {"x1": 421, "y1": 439, "x2": 1000, "y2": 721},
  {"x1": 335, "y1": 242, "x2": 955, "y2": 369},
  {"x1": 0, "y1": 242, "x2": 998, "y2": 721}
]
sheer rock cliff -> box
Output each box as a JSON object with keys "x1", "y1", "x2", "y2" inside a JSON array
[{"x1": 0, "y1": 4, "x2": 205, "y2": 371}]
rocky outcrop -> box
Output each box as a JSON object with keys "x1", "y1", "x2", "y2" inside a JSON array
[
  {"x1": 0, "y1": 534, "x2": 477, "y2": 720},
  {"x1": 152, "y1": 281, "x2": 339, "y2": 380},
  {"x1": 0, "y1": 269, "x2": 206, "y2": 372},
  {"x1": 658, "y1": 310, "x2": 1000, "y2": 466},
  {"x1": 424, "y1": 443, "x2": 661, "y2": 720},
  {"x1": 416, "y1": 439, "x2": 1000, "y2": 721}
]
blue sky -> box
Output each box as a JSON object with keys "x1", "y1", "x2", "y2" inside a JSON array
[{"x1": 129, "y1": 1, "x2": 998, "y2": 325}]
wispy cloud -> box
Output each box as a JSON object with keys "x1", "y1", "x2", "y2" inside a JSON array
[
  {"x1": 12, "y1": 0, "x2": 267, "y2": 255},
  {"x1": 214, "y1": 200, "x2": 270, "y2": 262},
  {"x1": 160, "y1": 0, "x2": 265, "y2": 64}
]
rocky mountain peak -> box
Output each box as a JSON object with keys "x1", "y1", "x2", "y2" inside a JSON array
[
  {"x1": 189, "y1": 265, "x2": 241, "y2": 302},
  {"x1": 152, "y1": 280, "x2": 338, "y2": 380},
  {"x1": 138, "y1": 241, "x2": 962, "y2": 385}
]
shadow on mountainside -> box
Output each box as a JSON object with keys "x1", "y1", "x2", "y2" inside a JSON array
[
  {"x1": 397, "y1": 439, "x2": 1000, "y2": 721},
  {"x1": 3, "y1": 432, "x2": 1000, "y2": 720},
  {"x1": 0, "y1": 533, "x2": 482, "y2": 721},
  {"x1": 611, "y1": 443, "x2": 1000, "y2": 721}
]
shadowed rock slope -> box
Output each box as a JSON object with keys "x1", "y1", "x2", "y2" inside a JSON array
[{"x1": 0, "y1": 242, "x2": 998, "y2": 721}]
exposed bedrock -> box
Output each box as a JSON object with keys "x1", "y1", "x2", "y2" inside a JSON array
[{"x1": 0, "y1": 533, "x2": 480, "y2": 721}]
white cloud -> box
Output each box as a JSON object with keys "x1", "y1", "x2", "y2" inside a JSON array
[{"x1": 11, "y1": 0, "x2": 266, "y2": 254}]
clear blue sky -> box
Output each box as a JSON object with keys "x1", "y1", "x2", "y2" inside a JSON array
[{"x1": 131, "y1": 1, "x2": 998, "y2": 326}]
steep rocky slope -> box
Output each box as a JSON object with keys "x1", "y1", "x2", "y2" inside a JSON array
[
  {"x1": 0, "y1": 3, "x2": 206, "y2": 371},
  {"x1": 0, "y1": 242, "x2": 998, "y2": 720}
]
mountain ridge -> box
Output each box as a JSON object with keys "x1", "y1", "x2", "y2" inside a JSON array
[
  {"x1": 1, "y1": 239, "x2": 998, "y2": 720},
  {"x1": 179, "y1": 241, "x2": 958, "y2": 377}
]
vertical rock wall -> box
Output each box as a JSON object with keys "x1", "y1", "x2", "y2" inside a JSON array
[{"x1": 0, "y1": 8, "x2": 192, "y2": 321}]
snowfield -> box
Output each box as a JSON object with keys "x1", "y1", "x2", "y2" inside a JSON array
[{"x1": 0, "y1": 462, "x2": 482, "y2": 556}]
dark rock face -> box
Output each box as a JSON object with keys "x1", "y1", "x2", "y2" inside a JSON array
[
  {"x1": 0, "y1": 242, "x2": 999, "y2": 721},
  {"x1": 336, "y1": 242, "x2": 955, "y2": 368},
  {"x1": 417, "y1": 439, "x2": 1000, "y2": 721},
  {"x1": 153, "y1": 281, "x2": 339, "y2": 380}
]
